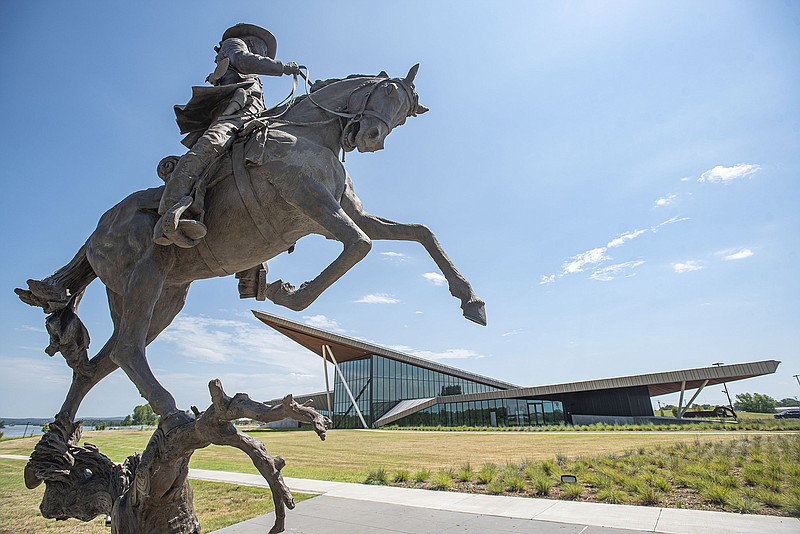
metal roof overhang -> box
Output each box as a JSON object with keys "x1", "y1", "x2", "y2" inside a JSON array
[{"x1": 252, "y1": 310, "x2": 519, "y2": 390}]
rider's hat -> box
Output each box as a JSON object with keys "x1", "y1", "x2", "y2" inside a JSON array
[{"x1": 222, "y1": 23, "x2": 278, "y2": 59}]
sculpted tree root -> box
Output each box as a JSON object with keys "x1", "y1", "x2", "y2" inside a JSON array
[{"x1": 24, "y1": 381, "x2": 330, "y2": 534}]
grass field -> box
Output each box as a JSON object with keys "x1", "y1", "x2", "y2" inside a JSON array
[
  {"x1": 0, "y1": 457, "x2": 312, "y2": 534},
  {"x1": 2, "y1": 427, "x2": 796, "y2": 483}
]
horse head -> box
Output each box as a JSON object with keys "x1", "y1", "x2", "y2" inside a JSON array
[{"x1": 310, "y1": 65, "x2": 428, "y2": 154}]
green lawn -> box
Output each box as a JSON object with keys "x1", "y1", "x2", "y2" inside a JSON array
[{"x1": 2, "y1": 427, "x2": 796, "y2": 483}]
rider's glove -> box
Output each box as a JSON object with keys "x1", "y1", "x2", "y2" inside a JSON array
[{"x1": 283, "y1": 61, "x2": 300, "y2": 76}]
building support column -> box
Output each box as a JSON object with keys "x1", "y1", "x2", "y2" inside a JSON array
[
  {"x1": 676, "y1": 381, "x2": 686, "y2": 419},
  {"x1": 323, "y1": 344, "x2": 369, "y2": 429},
  {"x1": 322, "y1": 348, "x2": 332, "y2": 415},
  {"x1": 678, "y1": 379, "x2": 710, "y2": 418}
]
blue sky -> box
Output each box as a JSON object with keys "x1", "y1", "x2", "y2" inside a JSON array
[{"x1": 1, "y1": 1, "x2": 798, "y2": 418}]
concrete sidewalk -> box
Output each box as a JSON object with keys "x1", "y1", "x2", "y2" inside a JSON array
[{"x1": 188, "y1": 467, "x2": 799, "y2": 534}]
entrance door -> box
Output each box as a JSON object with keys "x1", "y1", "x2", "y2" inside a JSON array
[{"x1": 528, "y1": 402, "x2": 544, "y2": 426}]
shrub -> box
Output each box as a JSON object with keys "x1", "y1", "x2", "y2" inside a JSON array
[
  {"x1": 413, "y1": 468, "x2": 431, "y2": 483},
  {"x1": 364, "y1": 467, "x2": 388, "y2": 485},
  {"x1": 392, "y1": 470, "x2": 410, "y2": 483},
  {"x1": 430, "y1": 471, "x2": 454, "y2": 490}
]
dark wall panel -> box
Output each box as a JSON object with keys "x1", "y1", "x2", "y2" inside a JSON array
[{"x1": 557, "y1": 386, "x2": 654, "y2": 417}]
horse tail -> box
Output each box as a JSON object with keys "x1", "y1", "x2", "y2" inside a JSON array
[{"x1": 16, "y1": 240, "x2": 97, "y2": 314}]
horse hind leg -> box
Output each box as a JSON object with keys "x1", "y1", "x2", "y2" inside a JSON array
[
  {"x1": 16, "y1": 240, "x2": 97, "y2": 314},
  {"x1": 60, "y1": 284, "x2": 190, "y2": 422},
  {"x1": 108, "y1": 247, "x2": 185, "y2": 421}
]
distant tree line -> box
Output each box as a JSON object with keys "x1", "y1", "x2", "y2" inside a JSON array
[
  {"x1": 121, "y1": 403, "x2": 159, "y2": 426},
  {"x1": 734, "y1": 392, "x2": 777, "y2": 413}
]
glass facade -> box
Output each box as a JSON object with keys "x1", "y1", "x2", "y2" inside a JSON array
[
  {"x1": 393, "y1": 399, "x2": 564, "y2": 427},
  {"x1": 331, "y1": 353, "x2": 565, "y2": 428}
]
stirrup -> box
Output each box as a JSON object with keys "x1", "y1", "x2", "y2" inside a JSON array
[{"x1": 154, "y1": 197, "x2": 207, "y2": 248}]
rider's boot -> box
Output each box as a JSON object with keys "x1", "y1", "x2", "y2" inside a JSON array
[
  {"x1": 153, "y1": 152, "x2": 208, "y2": 248},
  {"x1": 235, "y1": 263, "x2": 268, "y2": 300}
]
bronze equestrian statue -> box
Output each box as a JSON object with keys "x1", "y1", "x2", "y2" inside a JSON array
[{"x1": 16, "y1": 23, "x2": 486, "y2": 533}]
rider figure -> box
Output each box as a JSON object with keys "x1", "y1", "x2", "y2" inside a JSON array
[{"x1": 153, "y1": 23, "x2": 300, "y2": 248}]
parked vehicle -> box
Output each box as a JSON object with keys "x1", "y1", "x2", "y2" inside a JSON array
[{"x1": 774, "y1": 409, "x2": 800, "y2": 419}]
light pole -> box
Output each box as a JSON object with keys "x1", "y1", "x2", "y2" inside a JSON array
[
  {"x1": 794, "y1": 375, "x2": 800, "y2": 405},
  {"x1": 713, "y1": 362, "x2": 735, "y2": 416}
]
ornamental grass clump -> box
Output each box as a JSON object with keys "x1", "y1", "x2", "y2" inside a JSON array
[
  {"x1": 456, "y1": 463, "x2": 474, "y2": 482},
  {"x1": 503, "y1": 473, "x2": 526, "y2": 493},
  {"x1": 701, "y1": 483, "x2": 731, "y2": 506},
  {"x1": 392, "y1": 470, "x2": 410, "y2": 483},
  {"x1": 727, "y1": 494, "x2": 760, "y2": 515},
  {"x1": 541, "y1": 459, "x2": 558, "y2": 476},
  {"x1": 486, "y1": 479, "x2": 505, "y2": 495},
  {"x1": 430, "y1": 470, "x2": 453, "y2": 490},
  {"x1": 531, "y1": 474, "x2": 554, "y2": 496},
  {"x1": 364, "y1": 467, "x2": 388, "y2": 485},
  {"x1": 477, "y1": 463, "x2": 498, "y2": 484},
  {"x1": 596, "y1": 487, "x2": 628, "y2": 504},
  {"x1": 633, "y1": 483, "x2": 661, "y2": 506},
  {"x1": 413, "y1": 468, "x2": 431, "y2": 483},
  {"x1": 561, "y1": 482, "x2": 583, "y2": 500}
]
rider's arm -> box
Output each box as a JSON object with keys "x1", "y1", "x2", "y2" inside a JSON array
[{"x1": 220, "y1": 38, "x2": 291, "y2": 77}]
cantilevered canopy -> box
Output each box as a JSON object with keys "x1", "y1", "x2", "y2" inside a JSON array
[{"x1": 252, "y1": 310, "x2": 518, "y2": 390}]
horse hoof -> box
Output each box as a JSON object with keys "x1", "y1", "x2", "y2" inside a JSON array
[{"x1": 462, "y1": 300, "x2": 487, "y2": 326}]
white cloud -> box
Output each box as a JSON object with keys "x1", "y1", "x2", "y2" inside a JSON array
[
  {"x1": 380, "y1": 252, "x2": 408, "y2": 261},
  {"x1": 501, "y1": 329, "x2": 523, "y2": 337},
  {"x1": 562, "y1": 247, "x2": 609, "y2": 274},
  {"x1": 722, "y1": 248, "x2": 754, "y2": 261},
  {"x1": 422, "y1": 272, "x2": 447, "y2": 286},
  {"x1": 698, "y1": 163, "x2": 760, "y2": 184},
  {"x1": 680, "y1": 176, "x2": 691, "y2": 182},
  {"x1": 607, "y1": 229, "x2": 647, "y2": 248},
  {"x1": 303, "y1": 314, "x2": 345, "y2": 332},
  {"x1": 406, "y1": 348, "x2": 483, "y2": 361},
  {"x1": 673, "y1": 260, "x2": 704, "y2": 274},
  {"x1": 539, "y1": 274, "x2": 556, "y2": 285},
  {"x1": 590, "y1": 260, "x2": 646, "y2": 282},
  {"x1": 652, "y1": 216, "x2": 690, "y2": 231},
  {"x1": 156, "y1": 315, "x2": 314, "y2": 371},
  {"x1": 654, "y1": 193, "x2": 677, "y2": 207},
  {"x1": 355, "y1": 293, "x2": 400, "y2": 304}
]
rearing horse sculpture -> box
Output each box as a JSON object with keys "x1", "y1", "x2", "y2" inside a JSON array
[{"x1": 17, "y1": 65, "x2": 486, "y2": 428}]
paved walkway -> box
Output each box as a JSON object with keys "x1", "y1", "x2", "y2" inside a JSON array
[
  {"x1": 188, "y1": 468, "x2": 799, "y2": 534},
  {"x1": 2, "y1": 456, "x2": 797, "y2": 533}
]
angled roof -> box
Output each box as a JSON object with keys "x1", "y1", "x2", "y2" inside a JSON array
[{"x1": 253, "y1": 311, "x2": 518, "y2": 390}]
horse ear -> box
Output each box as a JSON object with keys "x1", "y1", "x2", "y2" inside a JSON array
[
  {"x1": 378, "y1": 70, "x2": 389, "y2": 78},
  {"x1": 405, "y1": 64, "x2": 420, "y2": 84},
  {"x1": 415, "y1": 103, "x2": 429, "y2": 115}
]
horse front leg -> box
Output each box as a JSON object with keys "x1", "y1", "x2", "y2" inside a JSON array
[
  {"x1": 264, "y1": 179, "x2": 372, "y2": 311},
  {"x1": 342, "y1": 181, "x2": 486, "y2": 325}
]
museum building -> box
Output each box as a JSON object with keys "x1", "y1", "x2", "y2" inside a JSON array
[{"x1": 254, "y1": 311, "x2": 780, "y2": 429}]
